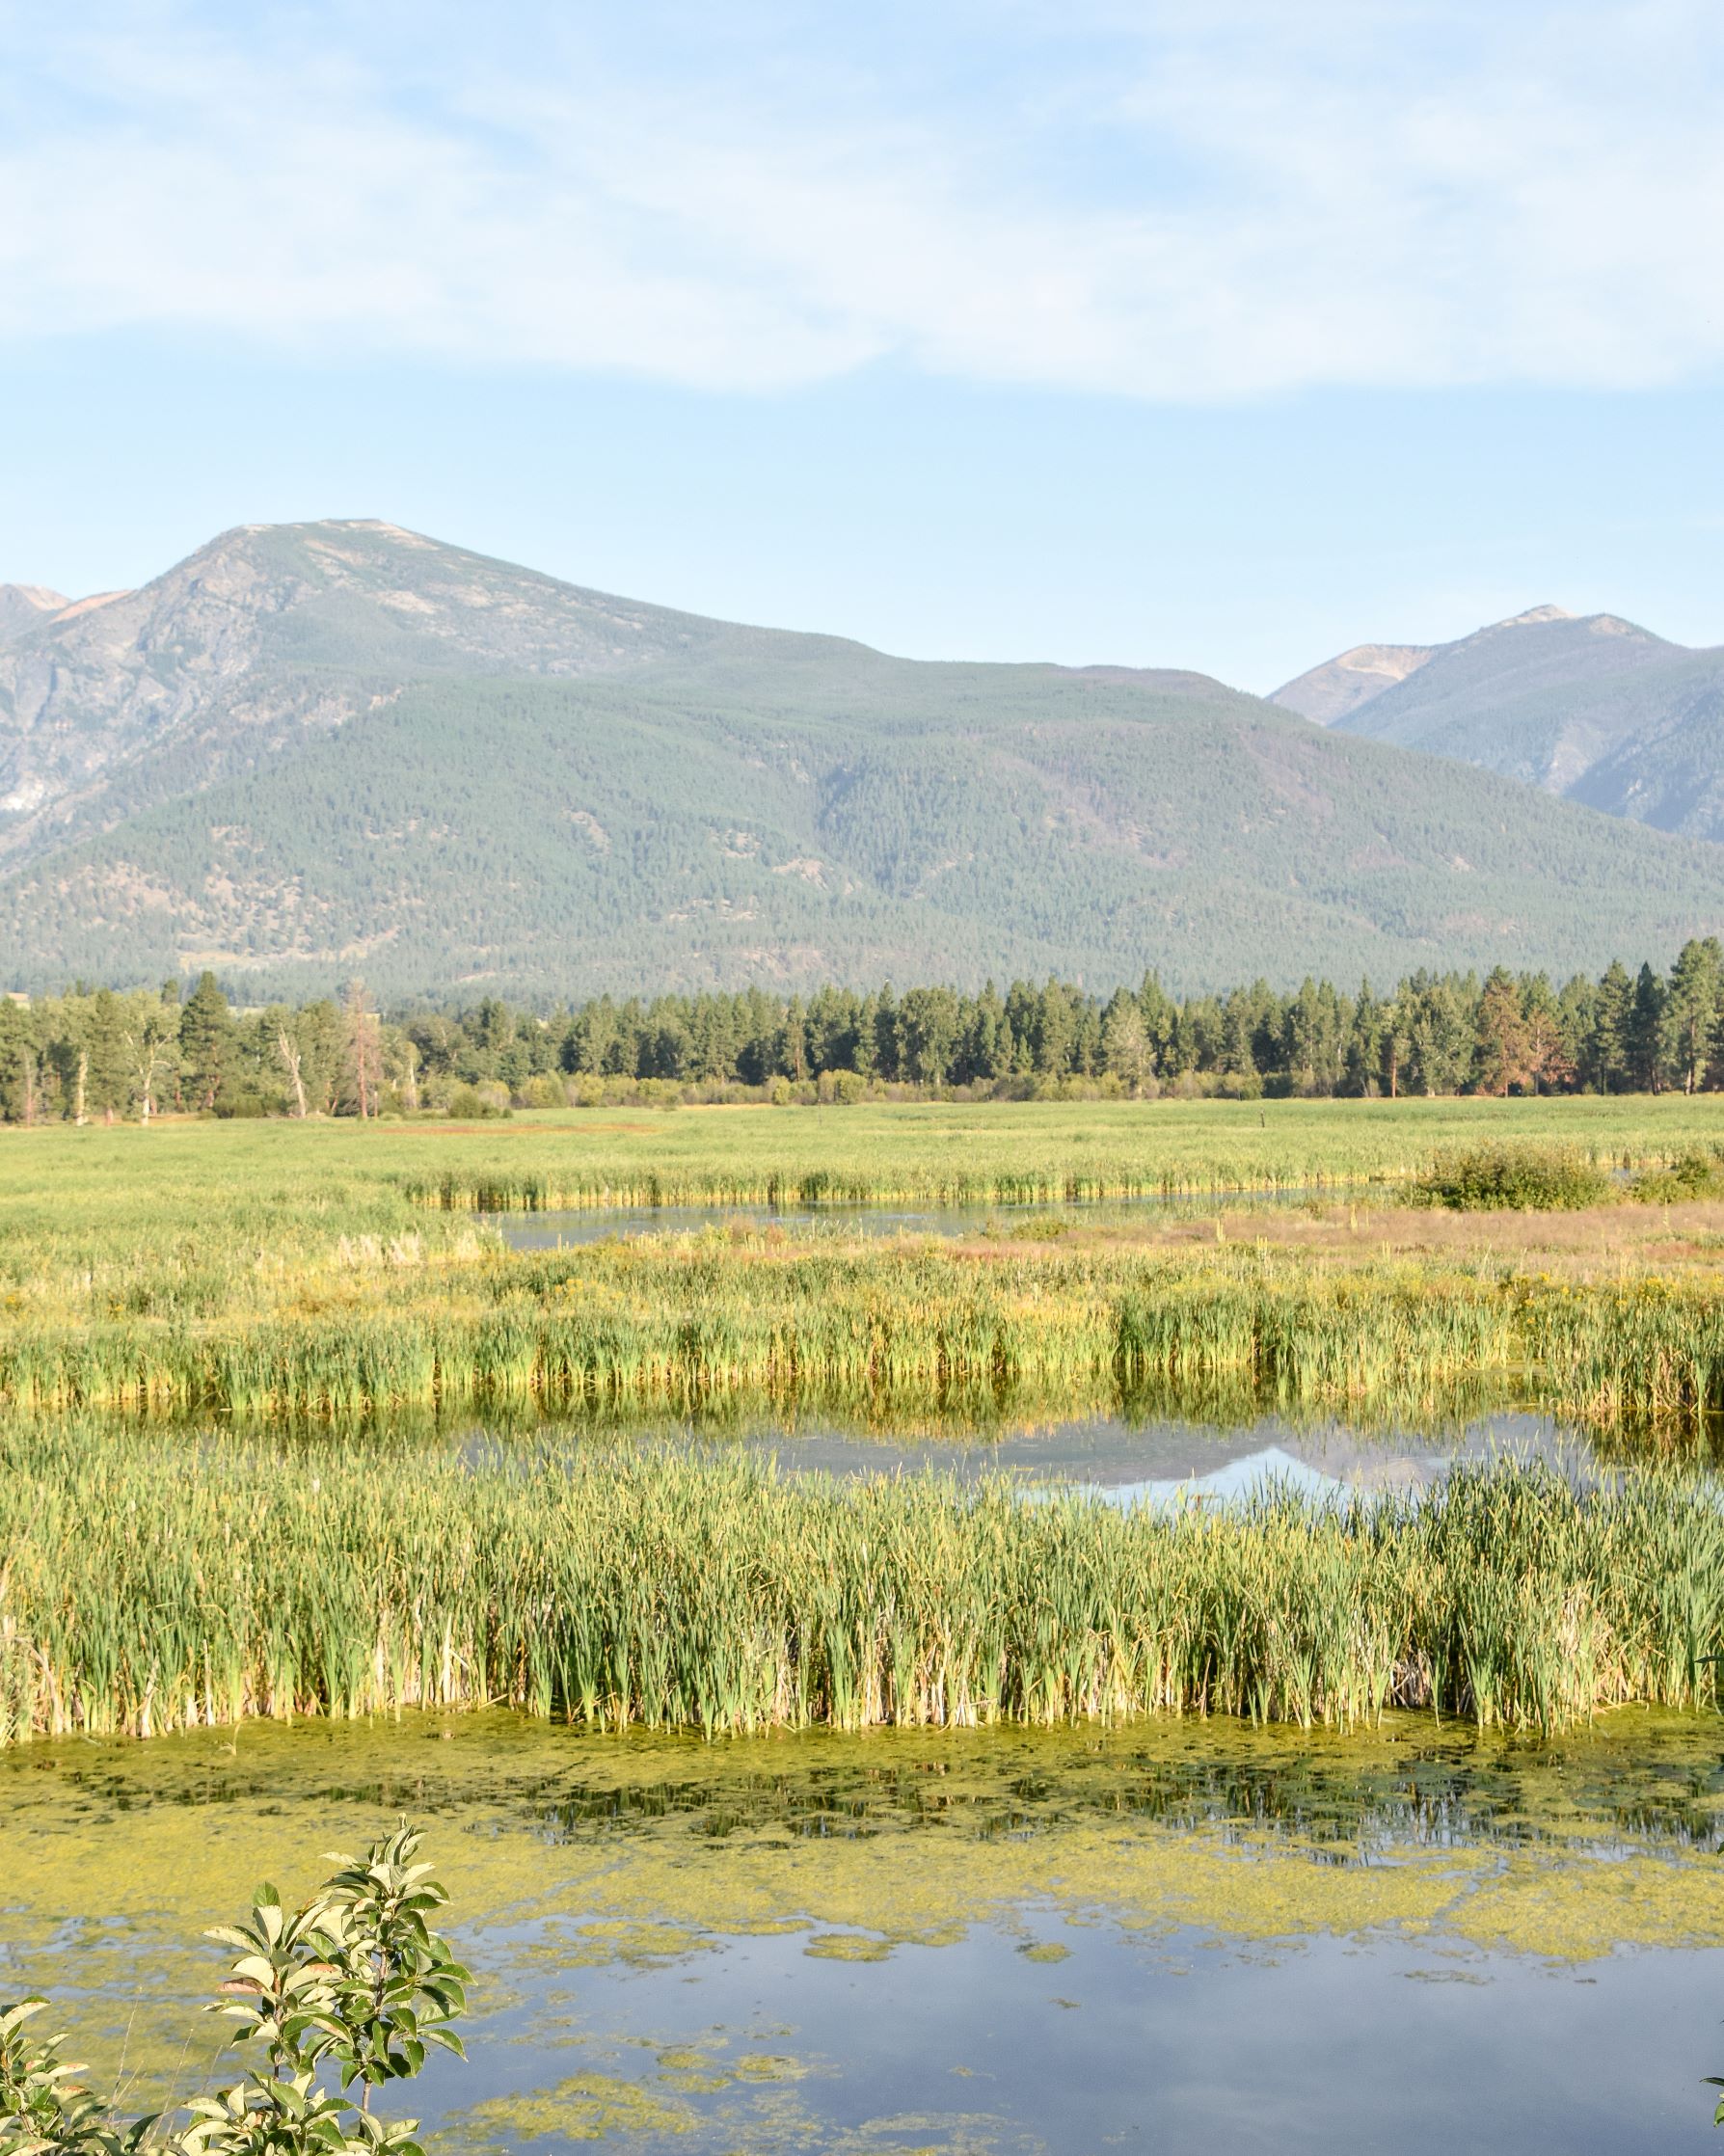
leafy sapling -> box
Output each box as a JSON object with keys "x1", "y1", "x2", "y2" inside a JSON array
[
  {"x1": 0, "y1": 1999, "x2": 152, "y2": 2156},
  {"x1": 314, "y1": 1827, "x2": 469, "y2": 2111},
  {"x1": 0, "y1": 1822, "x2": 465, "y2": 2156}
]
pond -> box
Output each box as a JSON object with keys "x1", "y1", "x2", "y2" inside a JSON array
[
  {"x1": 547, "y1": 1402, "x2": 1602, "y2": 1506},
  {"x1": 6, "y1": 1711, "x2": 1724, "y2": 2152},
  {"x1": 487, "y1": 1185, "x2": 1356, "y2": 1250}
]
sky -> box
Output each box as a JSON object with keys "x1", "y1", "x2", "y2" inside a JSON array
[{"x1": 1, "y1": 0, "x2": 1721, "y2": 692}]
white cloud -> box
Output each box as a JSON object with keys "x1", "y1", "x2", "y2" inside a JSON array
[{"x1": 0, "y1": 0, "x2": 1720, "y2": 397}]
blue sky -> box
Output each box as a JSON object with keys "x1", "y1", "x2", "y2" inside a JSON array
[{"x1": 1, "y1": 0, "x2": 1720, "y2": 690}]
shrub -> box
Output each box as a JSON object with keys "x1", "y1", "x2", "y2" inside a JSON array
[
  {"x1": 447, "y1": 1083, "x2": 511, "y2": 1120},
  {"x1": 1412, "y1": 1145, "x2": 1613, "y2": 1211},
  {"x1": 1630, "y1": 1150, "x2": 1724, "y2": 1203},
  {"x1": 0, "y1": 1824, "x2": 465, "y2": 2156}
]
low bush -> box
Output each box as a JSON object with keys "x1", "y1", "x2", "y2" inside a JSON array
[
  {"x1": 0, "y1": 1824, "x2": 465, "y2": 2155},
  {"x1": 1630, "y1": 1149, "x2": 1724, "y2": 1203},
  {"x1": 1412, "y1": 1145, "x2": 1613, "y2": 1211}
]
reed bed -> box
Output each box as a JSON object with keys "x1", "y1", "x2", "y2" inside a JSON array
[
  {"x1": 8, "y1": 1239, "x2": 1724, "y2": 1441},
  {"x1": 1, "y1": 1431, "x2": 1718, "y2": 1744}
]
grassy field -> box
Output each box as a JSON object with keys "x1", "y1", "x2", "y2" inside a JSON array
[
  {"x1": 8, "y1": 1094, "x2": 1724, "y2": 1259},
  {"x1": 2, "y1": 1431, "x2": 1719, "y2": 1743},
  {"x1": 5, "y1": 1097, "x2": 1724, "y2": 1436}
]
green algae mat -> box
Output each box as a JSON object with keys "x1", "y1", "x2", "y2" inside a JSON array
[{"x1": 3, "y1": 1711, "x2": 1723, "y2": 2151}]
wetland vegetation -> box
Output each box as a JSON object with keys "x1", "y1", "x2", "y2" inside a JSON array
[
  {"x1": 6, "y1": 1098, "x2": 1724, "y2": 1755},
  {"x1": 9, "y1": 1095, "x2": 1724, "y2": 2145},
  {"x1": 4, "y1": 1429, "x2": 1723, "y2": 1744}
]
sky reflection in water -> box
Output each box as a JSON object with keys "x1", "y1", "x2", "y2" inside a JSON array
[{"x1": 4, "y1": 1712, "x2": 1724, "y2": 2152}]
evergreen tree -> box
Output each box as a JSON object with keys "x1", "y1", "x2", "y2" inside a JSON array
[
  {"x1": 179, "y1": 970, "x2": 237, "y2": 1110},
  {"x1": 1660, "y1": 937, "x2": 1722, "y2": 1093},
  {"x1": 1346, "y1": 982, "x2": 1387, "y2": 1097},
  {"x1": 1408, "y1": 977, "x2": 1474, "y2": 1095},
  {"x1": 1626, "y1": 963, "x2": 1666, "y2": 1092},
  {"x1": 84, "y1": 987, "x2": 132, "y2": 1119},
  {"x1": 1588, "y1": 960, "x2": 1634, "y2": 1091},
  {"x1": 1475, "y1": 969, "x2": 1533, "y2": 1095},
  {"x1": 1137, "y1": 973, "x2": 1177, "y2": 1076},
  {"x1": 898, "y1": 985, "x2": 961, "y2": 1084},
  {"x1": 1521, "y1": 974, "x2": 1574, "y2": 1094},
  {"x1": 1219, "y1": 988, "x2": 1260, "y2": 1081}
]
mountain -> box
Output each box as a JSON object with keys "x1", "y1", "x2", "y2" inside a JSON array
[
  {"x1": 1274, "y1": 606, "x2": 1724, "y2": 840},
  {"x1": 0, "y1": 584, "x2": 71, "y2": 645},
  {"x1": 2, "y1": 521, "x2": 1722, "y2": 1002},
  {"x1": 1268, "y1": 637, "x2": 1443, "y2": 727}
]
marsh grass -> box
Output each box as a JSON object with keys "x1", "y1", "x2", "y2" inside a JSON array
[
  {"x1": 10, "y1": 1109, "x2": 1724, "y2": 1459},
  {"x1": 8, "y1": 1239, "x2": 1724, "y2": 1442},
  {"x1": 1, "y1": 1431, "x2": 1718, "y2": 1745}
]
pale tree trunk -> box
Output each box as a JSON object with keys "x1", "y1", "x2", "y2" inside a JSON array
[
  {"x1": 278, "y1": 1028, "x2": 310, "y2": 1118},
  {"x1": 345, "y1": 982, "x2": 378, "y2": 1118},
  {"x1": 73, "y1": 1049, "x2": 88, "y2": 1126},
  {"x1": 130, "y1": 1036, "x2": 166, "y2": 1122}
]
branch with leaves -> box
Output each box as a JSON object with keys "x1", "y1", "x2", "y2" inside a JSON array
[{"x1": 0, "y1": 1825, "x2": 466, "y2": 2156}]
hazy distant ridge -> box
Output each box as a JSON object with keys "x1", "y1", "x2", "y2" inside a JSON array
[{"x1": 1276, "y1": 606, "x2": 1724, "y2": 840}]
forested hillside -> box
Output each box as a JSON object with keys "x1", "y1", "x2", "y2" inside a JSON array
[
  {"x1": 1277, "y1": 606, "x2": 1724, "y2": 840},
  {"x1": 4, "y1": 523, "x2": 1724, "y2": 999}
]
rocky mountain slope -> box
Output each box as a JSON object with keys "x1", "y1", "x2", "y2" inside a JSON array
[
  {"x1": 1275, "y1": 606, "x2": 1724, "y2": 839},
  {"x1": 0, "y1": 583, "x2": 71, "y2": 645},
  {"x1": 3, "y1": 522, "x2": 1722, "y2": 1001}
]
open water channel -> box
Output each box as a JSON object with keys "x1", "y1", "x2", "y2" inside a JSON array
[
  {"x1": 6, "y1": 1710, "x2": 1724, "y2": 2153},
  {"x1": 488, "y1": 1187, "x2": 1351, "y2": 1250}
]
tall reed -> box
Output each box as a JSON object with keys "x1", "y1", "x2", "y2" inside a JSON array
[
  {"x1": 8, "y1": 1243, "x2": 1724, "y2": 1441},
  {"x1": 1, "y1": 1431, "x2": 1719, "y2": 1745}
]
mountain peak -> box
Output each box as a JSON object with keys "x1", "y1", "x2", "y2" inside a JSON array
[
  {"x1": 1278, "y1": 598, "x2": 1724, "y2": 834},
  {"x1": 1492, "y1": 604, "x2": 1574, "y2": 629},
  {"x1": 0, "y1": 583, "x2": 72, "y2": 645}
]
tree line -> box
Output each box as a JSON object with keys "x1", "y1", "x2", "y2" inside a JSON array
[{"x1": 3, "y1": 945, "x2": 1723, "y2": 1120}]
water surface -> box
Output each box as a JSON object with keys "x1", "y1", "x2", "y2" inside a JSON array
[
  {"x1": 490, "y1": 1185, "x2": 1352, "y2": 1250},
  {"x1": 449, "y1": 1401, "x2": 1639, "y2": 1511},
  {"x1": 7, "y1": 1712, "x2": 1724, "y2": 2151}
]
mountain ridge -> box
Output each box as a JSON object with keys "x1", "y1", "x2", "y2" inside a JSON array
[
  {"x1": 1275, "y1": 605, "x2": 1724, "y2": 839},
  {"x1": 2, "y1": 520, "x2": 1722, "y2": 1001}
]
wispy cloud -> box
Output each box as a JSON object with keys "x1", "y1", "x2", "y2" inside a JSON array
[{"x1": 1, "y1": 0, "x2": 1720, "y2": 397}]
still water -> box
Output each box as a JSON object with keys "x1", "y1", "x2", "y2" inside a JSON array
[
  {"x1": 6, "y1": 1712, "x2": 1724, "y2": 2151},
  {"x1": 489, "y1": 1187, "x2": 1349, "y2": 1250},
  {"x1": 593, "y1": 1404, "x2": 1601, "y2": 1507}
]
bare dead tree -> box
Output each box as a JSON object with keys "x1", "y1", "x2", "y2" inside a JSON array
[
  {"x1": 278, "y1": 1025, "x2": 310, "y2": 1118},
  {"x1": 126, "y1": 1018, "x2": 175, "y2": 1123},
  {"x1": 345, "y1": 979, "x2": 378, "y2": 1120},
  {"x1": 396, "y1": 1035, "x2": 420, "y2": 1113}
]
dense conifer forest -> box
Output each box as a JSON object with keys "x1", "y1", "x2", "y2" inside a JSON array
[{"x1": 6, "y1": 942, "x2": 1724, "y2": 1119}]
